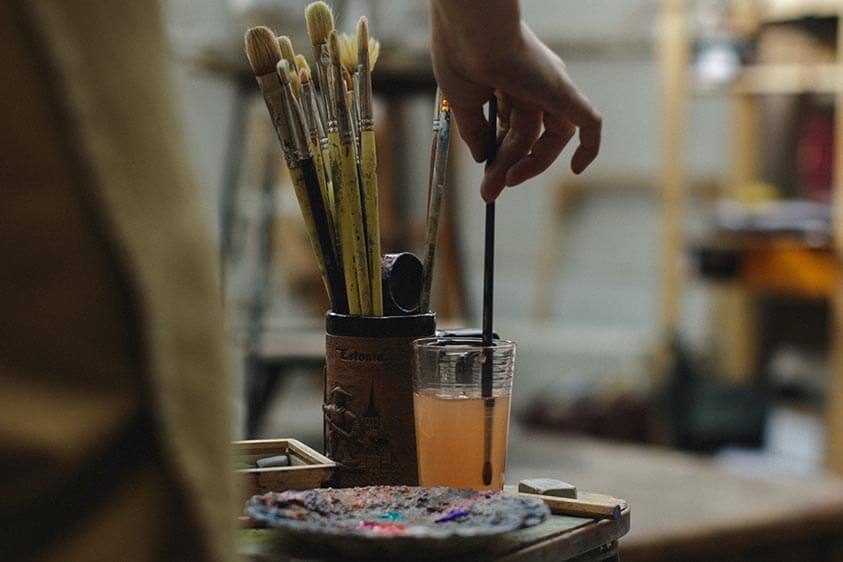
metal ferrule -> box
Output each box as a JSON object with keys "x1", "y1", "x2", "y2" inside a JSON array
[
  {"x1": 348, "y1": 86, "x2": 359, "y2": 144},
  {"x1": 351, "y1": 71, "x2": 361, "y2": 121},
  {"x1": 330, "y1": 61, "x2": 354, "y2": 145},
  {"x1": 301, "y1": 82, "x2": 322, "y2": 143},
  {"x1": 439, "y1": 95, "x2": 450, "y2": 115},
  {"x1": 315, "y1": 45, "x2": 337, "y2": 124},
  {"x1": 358, "y1": 54, "x2": 374, "y2": 131},
  {"x1": 256, "y1": 73, "x2": 296, "y2": 167},
  {"x1": 279, "y1": 77, "x2": 312, "y2": 161},
  {"x1": 311, "y1": 44, "x2": 331, "y2": 127}
]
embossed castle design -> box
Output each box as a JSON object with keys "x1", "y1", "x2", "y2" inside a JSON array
[
  {"x1": 361, "y1": 382, "x2": 395, "y2": 474},
  {"x1": 323, "y1": 380, "x2": 395, "y2": 475}
]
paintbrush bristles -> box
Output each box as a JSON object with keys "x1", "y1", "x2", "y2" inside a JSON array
[
  {"x1": 369, "y1": 39, "x2": 380, "y2": 69},
  {"x1": 305, "y1": 1, "x2": 334, "y2": 45},
  {"x1": 245, "y1": 26, "x2": 283, "y2": 76},
  {"x1": 278, "y1": 35, "x2": 297, "y2": 68},
  {"x1": 328, "y1": 30, "x2": 342, "y2": 66},
  {"x1": 300, "y1": 66, "x2": 312, "y2": 83},
  {"x1": 339, "y1": 33, "x2": 357, "y2": 71},
  {"x1": 277, "y1": 59, "x2": 292, "y2": 84},
  {"x1": 353, "y1": 19, "x2": 379, "y2": 70},
  {"x1": 295, "y1": 54, "x2": 310, "y2": 73},
  {"x1": 277, "y1": 59, "x2": 302, "y2": 95}
]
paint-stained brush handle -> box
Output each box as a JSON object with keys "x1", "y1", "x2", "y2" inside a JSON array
[{"x1": 301, "y1": 158, "x2": 347, "y2": 313}]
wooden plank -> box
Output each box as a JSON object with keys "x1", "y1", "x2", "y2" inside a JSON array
[
  {"x1": 655, "y1": 0, "x2": 690, "y2": 379},
  {"x1": 709, "y1": 281, "x2": 757, "y2": 383},
  {"x1": 760, "y1": 0, "x2": 840, "y2": 23},
  {"x1": 729, "y1": 94, "x2": 760, "y2": 193},
  {"x1": 736, "y1": 64, "x2": 841, "y2": 95},
  {"x1": 825, "y1": 4, "x2": 843, "y2": 475}
]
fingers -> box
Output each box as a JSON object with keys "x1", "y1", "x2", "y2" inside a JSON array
[
  {"x1": 497, "y1": 92, "x2": 513, "y2": 131},
  {"x1": 561, "y1": 87, "x2": 602, "y2": 174},
  {"x1": 505, "y1": 114, "x2": 575, "y2": 187},
  {"x1": 500, "y1": 32, "x2": 602, "y2": 174},
  {"x1": 480, "y1": 106, "x2": 541, "y2": 202},
  {"x1": 450, "y1": 104, "x2": 488, "y2": 163}
]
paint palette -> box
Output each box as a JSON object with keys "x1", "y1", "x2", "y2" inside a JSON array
[{"x1": 245, "y1": 485, "x2": 549, "y2": 559}]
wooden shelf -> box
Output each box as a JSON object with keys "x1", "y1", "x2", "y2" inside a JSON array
[
  {"x1": 737, "y1": 63, "x2": 841, "y2": 95},
  {"x1": 761, "y1": 0, "x2": 840, "y2": 23},
  {"x1": 695, "y1": 64, "x2": 841, "y2": 96}
]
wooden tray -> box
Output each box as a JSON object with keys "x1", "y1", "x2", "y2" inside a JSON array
[{"x1": 234, "y1": 438, "x2": 336, "y2": 502}]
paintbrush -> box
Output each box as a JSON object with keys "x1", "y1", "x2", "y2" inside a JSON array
[
  {"x1": 277, "y1": 58, "x2": 347, "y2": 314},
  {"x1": 323, "y1": 72, "x2": 360, "y2": 313},
  {"x1": 329, "y1": 30, "x2": 372, "y2": 315},
  {"x1": 278, "y1": 35, "x2": 297, "y2": 75},
  {"x1": 426, "y1": 88, "x2": 444, "y2": 217},
  {"x1": 305, "y1": 2, "x2": 333, "y2": 133},
  {"x1": 341, "y1": 68, "x2": 360, "y2": 152},
  {"x1": 338, "y1": 33, "x2": 361, "y2": 150},
  {"x1": 300, "y1": 66, "x2": 336, "y2": 251},
  {"x1": 516, "y1": 491, "x2": 624, "y2": 521},
  {"x1": 356, "y1": 17, "x2": 383, "y2": 316},
  {"x1": 295, "y1": 53, "x2": 309, "y2": 73},
  {"x1": 419, "y1": 94, "x2": 451, "y2": 313},
  {"x1": 481, "y1": 96, "x2": 498, "y2": 487},
  {"x1": 277, "y1": 36, "x2": 302, "y2": 96},
  {"x1": 244, "y1": 27, "x2": 344, "y2": 312},
  {"x1": 307, "y1": 10, "x2": 360, "y2": 314}
]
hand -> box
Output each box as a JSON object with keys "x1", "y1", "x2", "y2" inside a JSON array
[{"x1": 429, "y1": 2, "x2": 602, "y2": 201}]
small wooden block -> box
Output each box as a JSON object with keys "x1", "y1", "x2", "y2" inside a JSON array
[{"x1": 518, "y1": 478, "x2": 578, "y2": 499}]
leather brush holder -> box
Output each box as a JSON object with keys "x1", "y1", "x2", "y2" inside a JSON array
[{"x1": 324, "y1": 312, "x2": 435, "y2": 487}]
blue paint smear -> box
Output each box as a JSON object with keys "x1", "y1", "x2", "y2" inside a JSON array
[{"x1": 435, "y1": 509, "x2": 470, "y2": 523}]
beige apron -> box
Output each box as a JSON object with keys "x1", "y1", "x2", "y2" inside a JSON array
[{"x1": 1, "y1": 2, "x2": 234, "y2": 560}]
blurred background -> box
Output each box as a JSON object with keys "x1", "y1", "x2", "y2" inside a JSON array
[{"x1": 169, "y1": 0, "x2": 843, "y2": 558}]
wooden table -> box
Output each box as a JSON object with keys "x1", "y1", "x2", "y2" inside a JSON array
[
  {"x1": 507, "y1": 429, "x2": 843, "y2": 562},
  {"x1": 240, "y1": 503, "x2": 630, "y2": 562}
]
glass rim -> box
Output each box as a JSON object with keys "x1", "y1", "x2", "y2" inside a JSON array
[{"x1": 412, "y1": 336, "x2": 515, "y2": 353}]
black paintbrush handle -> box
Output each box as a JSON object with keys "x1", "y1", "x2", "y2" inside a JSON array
[
  {"x1": 481, "y1": 96, "x2": 498, "y2": 486},
  {"x1": 482, "y1": 95, "x2": 498, "y2": 381},
  {"x1": 301, "y1": 157, "x2": 348, "y2": 314}
]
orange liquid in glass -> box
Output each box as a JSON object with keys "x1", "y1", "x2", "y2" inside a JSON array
[{"x1": 413, "y1": 392, "x2": 512, "y2": 490}]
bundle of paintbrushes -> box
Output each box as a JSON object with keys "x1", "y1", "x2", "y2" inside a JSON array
[{"x1": 245, "y1": 1, "x2": 384, "y2": 316}]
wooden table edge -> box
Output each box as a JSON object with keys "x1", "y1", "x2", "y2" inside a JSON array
[
  {"x1": 494, "y1": 506, "x2": 631, "y2": 562},
  {"x1": 620, "y1": 501, "x2": 843, "y2": 561}
]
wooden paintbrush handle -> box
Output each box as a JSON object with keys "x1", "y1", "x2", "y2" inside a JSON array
[
  {"x1": 329, "y1": 130, "x2": 360, "y2": 315},
  {"x1": 360, "y1": 130, "x2": 383, "y2": 316},
  {"x1": 420, "y1": 106, "x2": 451, "y2": 312},
  {"x1": 517, "y1": 491, "x2": 625, "y2": 521},
  {"x1": 301, "y1": 159, "x2": 346, "y2": 313},
  {"x1": 340, "y1": 143, "x2": 372, "y2": 316},
  {"x1": 289, "y1": 167, "x2": 332, "y2": 303},
  {"x1": 311, "y1": 139, "x2": 335, "y2": 244}
]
